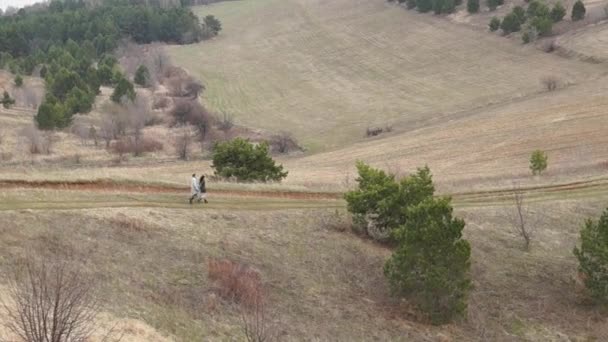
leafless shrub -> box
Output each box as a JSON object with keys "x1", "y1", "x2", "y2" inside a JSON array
[
  {"x1": 72, "y1": 153, "x2": 82, "y2": 164},
  {"x1": 217, "y1": 111, "x2": 234, "y2": 137},
  {"x1": 1, "y1": 258, "x2": 100, "y2": 342},
  {"x1": 365, "y1": 125, "x2": 393, "y2": 137},
  {"x1": 318, "y1": 209, "x2": 351, "y2": 232},
  {"x1": 542, "y1": 39, "x2": 556, "y2": 53},
  {"x1": 207, "y1": 259, "x2": 263, "y2": 307},
  {"x1": 541, "y1": 76, "x2": 559, "y2": 91},
  {"x1": 511, "y1": 185, "x2": 535, "y2": 250},
  {"x1": 366, "y1": 127, "x2": 382, "y2": 137},
  {"x1": 153, "y1": 96, "x2": 170, "y2": 110},
  {"x1": 170, "y1": 100, "x2": 215, "y2": 150},
  {"x1": 239, "y1": 286, "x2": 277, "y2": 342},
  {"x1": 173, "y1": 125, "x2": 194, "y2": 160},
  {"x1": 71, "y1": 120, "x2": 91, "y2": 146},
  {"x1": 111, "y1": 136, "x2": 163, "y2": 158},
  {"x1": 269, "y1": 132, "x2": 301, "y2": 154},
  {"x1": 1, "y1": 152, "x2": 12, "y2": 161},
  {"x1": 19, "y1": 125, "x2": 53, "y2": 155},
  {"x1": 164, "y1": 67, "x2": 205, "y2": 98}
]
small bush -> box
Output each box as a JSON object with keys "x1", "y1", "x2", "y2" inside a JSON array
[
  {"x1": 269, "y1": 132, "x2": 301, "y2": 154},
  {"x1": 529, "y1": 149, "x2": 548, "y2": 175},
  {"x1": 2, "y1": 91, "x2": 15, "y2": 109},
  {"x1": 489, "y1": 17, "x2": 501, "y2": 31},
  {"x1": 153, "y1": 96, "x2": 170, "y2": 110},
  {"x1": 550, "y1": 3, "x2": 566, "y2": 22},
  {"x1": 134, "y1": 65, "x2": 151, "y2": 87},
  {"x1": 531, "y1": 15, "x2": 553, "y2": 36},
  {"x1": 406, "y1": 0, "x2": 417, "y2": 9},
  {"x1": 111, "y1": 77, "x2": 136, "y2": 103},
  {"x1": 487, "y1": 0, "x2": 499, "y2": 11},
  {"x1": 573, "y1": 209, "x2": 608, "y2": 305},
  {"x1": 527, "y1": 0, "x2": 550, "y2": 18},
  {"x1": 512, "y1": 6, "x2": 526, "y2": 23},
  {"x1": 501, "y1": 13, "x2": 522, "y2": 33},
  {"x1": 208, "y1": 259, "x2": 262, "y2": 308},
  {"x1": 111, "y1": 136, "x2": 163, "y2": 157},
  {"x1": 571, "y1": 0, "x2": 586, "y2": 21},
  {"x1": 212, "y1": 138, "x2": 288, "y2": 182},
  {"x1": 14, "y1": 74, "x2": 23, "y2": 87},
  {"x1": 541, "y1": 76, "x2": 559, "y2": 91},
  {"x1": 467, "y1": 0, "x2": 479, "y2": 13}
]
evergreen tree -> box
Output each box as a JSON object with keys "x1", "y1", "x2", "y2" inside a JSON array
[
  {"x1": 530, "y1": 150, "x2": 548, "y2": 175},
  {"x1": 574, "y1": 209, "x2": 608, "y2": 305},
  {"x1": 111, "y1": 77, "x2": 136, "y2": 103},
  {"x1": 203, "y1": 15, "x2": 222, "y2": 35},
  {"x1": 489, "y1": 16, "x2": 501, "y2": 31},
  {"x1": 385, "y1": 197, "x2": 471, "y2": 324},
  {"x1": 550, "y1": 3, "x2": 566, "y2": 22},
  {"x1": 501, "y1": 13, "x2": 522, "y2": 33},
  {"x1": 417, "y1": 0, "x2": 434, "y2": 12},
  {"x1": 212, "y1": 138, "x2": 288, "y2": 182},
  {"x1": 571, "y1": 0, "x2": 586, "y2": 21},
  {"x1": 467, "y1": 0, "x2": 480, "y2": 13},
  {"x1": 14, "y1": 74, "x2": 23, "y2": 87},
  {"x1": 134, "y1": 65, "x2": 151, "y2": 87},
  {"x1": 1, "y1": 91, "x2": 15, "y2": 109}
]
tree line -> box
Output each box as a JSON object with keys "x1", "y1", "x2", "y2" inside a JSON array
[
  {"x1": 489, "y1": 0, "x2": 585, "y2": 43},
  {"x1": 0, "y1": 0, "x2": 221, "y2": 130}
]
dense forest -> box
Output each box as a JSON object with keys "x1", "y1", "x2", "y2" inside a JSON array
[{"x1": 0, "y1": 0, "x2": 216, "y2": 129}]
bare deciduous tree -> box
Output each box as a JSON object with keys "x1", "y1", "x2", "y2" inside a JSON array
[
  {"x1": 1, "y1": 259, "x2": 100, "y2": 342},
  {"x1": 170, "y1": 100, "x2": 214, "y2": 151},
  {"x1": 541, "y1": 76, "x2": 559, "y2": 91},
  {"x1": 511, "y1": 185, "x2": 535, "y2": 250},
  {"x1": 217, "y1": 111, "x2": 234, "y2": 139},
  {"x1": 19, "y1": 125, "x2": 53, "y2": 155},
  {"x1": 239, "y1": 287, "x2": 277, "y2": 342},
  {"x1": 269, "y1": 132, "x2": 300, "y2": 154},
  {"x1": 173, "y1": 125, "x2": 194, "y2": 160}
]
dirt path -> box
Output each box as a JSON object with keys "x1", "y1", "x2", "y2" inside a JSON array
[
  {"x1": 2, "y1": 177, "x2": 608, "y2": 206},
  {"x1": 0, "y1": 179, "x2": 342, "y2": 200}
]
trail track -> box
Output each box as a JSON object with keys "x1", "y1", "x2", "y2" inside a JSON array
[{"x1": 2, "y1": 177, "x2": 608, "y2": 208}]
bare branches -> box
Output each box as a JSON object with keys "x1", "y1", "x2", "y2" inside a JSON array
[
  {"x1": 1, "y1": 258, "x2": 100, "y2": 342},
  {"x1": 173, "y1": 125, "x2": 194, "y2": 160},
  {"x1": 239, "y1": 286, "x2": 276, "y2": 342},
  {"x1": 511, "y1": 185, "x2": 535, "y2": 250}
]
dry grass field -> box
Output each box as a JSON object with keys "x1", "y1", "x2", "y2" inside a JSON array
[
  {"x1": 557, "y1": 20, "x2": 608, "y2": 62},
  {"x1": 2, "y1": 0, "x2": 608, "y2": 340},
  {"x1": 1, "y1": 189, "x2": 607, "y2": 341},
  {"x1": 167, "y1": 0, "x2": 603, "y2": 152}
]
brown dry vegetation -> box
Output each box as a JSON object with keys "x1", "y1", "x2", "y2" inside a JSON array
[
  {"x1": 2, "y1": 0, "x2": 608, "y2": 340},
  {"x1": 0, "y1": 190, "x2": 607, "y2": 340}
]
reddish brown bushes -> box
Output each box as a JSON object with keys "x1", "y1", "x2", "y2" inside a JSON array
[
  {"x1": 111, "y1": 136, "x2": 163, "y2": 158},
  {"x1": 207, "y1": 259, "x2": 263, "y2": 307}
]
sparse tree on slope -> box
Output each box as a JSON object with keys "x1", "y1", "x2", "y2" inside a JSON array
[
  {"x1": 384, "y1": 196, "x2": 471, "y2": 324},
  {"x1": 134, "y1": 65, "x2": 151, "y2": 87},
  {"x1": 572, "y1": 0, "x2": 586, "y2": 21},
  {"x1": 573, "y1": 209, "x2": 608, "y2": 305},
  {"x1": 489, "y1": 16, "x2": 501, "y2": 31},
  {"x1": 529, "y1": 149, "x2": 548, "y2": 175},
  {"x1": 467, "y1": 0, "x2": 480, "y2": 13}
]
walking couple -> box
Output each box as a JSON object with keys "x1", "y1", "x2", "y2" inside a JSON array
[{"x1": 189, "y1": 173, "x2": 208, "y2": 204}]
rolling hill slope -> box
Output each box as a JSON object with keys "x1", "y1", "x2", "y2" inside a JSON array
[{"x1": 168, "y1": 0, "x2": 602, "y2": 151}]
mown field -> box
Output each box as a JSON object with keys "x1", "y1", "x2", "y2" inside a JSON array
[{"x1": 167, "y1": 0, "x2": 603, "y2": 152}]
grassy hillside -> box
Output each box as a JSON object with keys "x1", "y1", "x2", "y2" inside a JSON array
[
  {"x1": 168, "y1": 0, "x2": 601, "y2": 152},
  {"x1": 1, "y1": 188, "x2": 607, "y2": 340}
]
